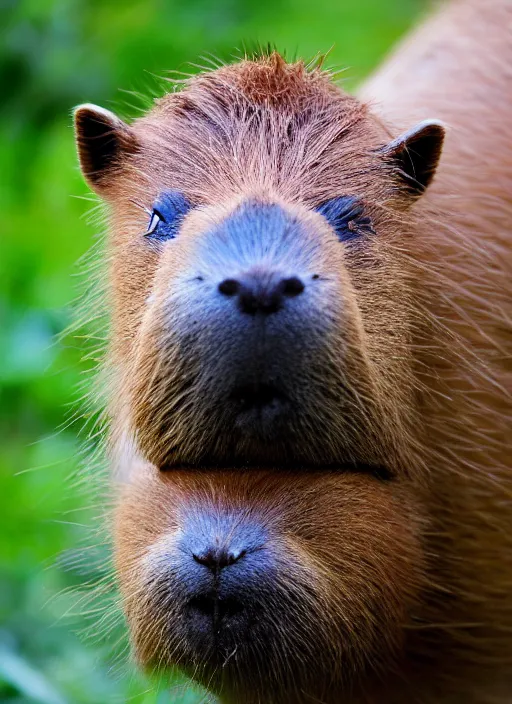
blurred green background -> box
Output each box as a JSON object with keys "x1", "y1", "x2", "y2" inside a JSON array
[{"x1": 0, "y1": 0, "x2": 424, "y2": 701}]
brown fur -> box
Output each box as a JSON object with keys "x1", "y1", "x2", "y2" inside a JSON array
[{"x1": 74, "y1": 0, "x2": 512, "y2": 701}]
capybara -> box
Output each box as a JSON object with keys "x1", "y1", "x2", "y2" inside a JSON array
[{"x1": 73, "y1": 0, "x2": 512, "y2": 701}]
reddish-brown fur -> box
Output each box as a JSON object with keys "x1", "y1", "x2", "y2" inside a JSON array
[{"x1": 74, "y1": 0, "x2": 512, "y2": 701}]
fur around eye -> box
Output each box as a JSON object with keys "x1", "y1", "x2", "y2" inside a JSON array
[
  {"x1": 144, "y1": 190, "x2": 192, "y2": 240},
  {"x1": 316, "y1": 196, "x2": 375, "y2": 242}
]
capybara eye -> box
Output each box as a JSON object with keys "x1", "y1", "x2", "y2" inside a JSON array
[
  {"x1": 144, "y1": 189, "x2": 192, "y2": 240},
  {"x1": 316, "y1": 195, "x2": 375, "y2": 242}
]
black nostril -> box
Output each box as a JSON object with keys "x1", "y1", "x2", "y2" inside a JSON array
[
  {"x1": 193, "y1": 546, "x2": 246, "y2": 572},
  {"x1": 281, "y1": 276, "x2": 305, "y2": 297},
  {"x1": 218, "y1": 278, "x2": 240, "y2": 296}
]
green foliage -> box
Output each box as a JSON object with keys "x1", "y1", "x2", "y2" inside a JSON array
[{"x1": 0, "y1": 0, "x2": 423, "y2": 700}]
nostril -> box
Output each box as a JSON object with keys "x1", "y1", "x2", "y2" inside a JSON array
[
  {"x1": 218, "y1": 278, "x2": 240, "y2": 296},
  {"x1": 226, "y1": 548, "x2": 246, "y2": 565},
  {"x1": 281, "y1": 276, "x2": 305, "y2": 297},
  {"x1": 193, "y1": 547, "x2": 247, "y2": 571}
]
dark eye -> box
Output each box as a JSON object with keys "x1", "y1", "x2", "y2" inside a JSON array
[
  {"x1": 144, "y1": 190, "x2": 192, "y2": 240},
  {"x1": 315, "y1": 196, "x2": 375, "y2": 242},
  {"x1": 146, "y1": 209, "x2": 163, "y2": 236}
]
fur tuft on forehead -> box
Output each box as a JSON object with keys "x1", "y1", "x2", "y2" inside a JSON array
[
  {"x1": 160, "y1": 52, "x2": 352, "y2": 112},
  {"x1": 126, "y1": 53, "x2": 383, "y2": 208}
]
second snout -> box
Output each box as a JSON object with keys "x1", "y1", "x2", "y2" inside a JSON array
[{"x1": 175, "y1": 510, "x2": 272, "y2": 646}]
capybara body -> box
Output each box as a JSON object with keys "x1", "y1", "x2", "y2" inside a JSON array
[{"x1": 74, "y1": 0, "x2": 512, "y2": 702}]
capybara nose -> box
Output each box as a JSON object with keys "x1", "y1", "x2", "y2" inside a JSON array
[
  {"x1": 218, "y1": 267, "x2": 305, "y2": 315},
  {"x1": 178, "y1": 515, "x2": 269, "y2": 638},
  {"x1": 186, "y1": 542, "x2": 252, "y2": 632},
  {"x1": 192, "y1": 545, "x2": 246, "y2": 573}
]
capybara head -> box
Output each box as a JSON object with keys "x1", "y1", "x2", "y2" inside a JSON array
[{"x1": 74, "y1": 55, "x2": 446, "y2": 702}]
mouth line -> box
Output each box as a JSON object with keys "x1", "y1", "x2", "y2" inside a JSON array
[
  {"x1": 159, "y1": 457, "x2": 393, "y2": 480},
  {"x1": 150, "y1": 384, "x2": 394, "y2": 480}
]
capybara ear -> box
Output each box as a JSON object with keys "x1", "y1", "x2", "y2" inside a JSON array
[
  {"x1": 380, "y1": 119, "x2": 446, "y2": 198},
  {"x1": 73, "y1": 104, "x2": 138, "y2": 197}
]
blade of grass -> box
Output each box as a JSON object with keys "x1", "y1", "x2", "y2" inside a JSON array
[{"x1": 0, "y1": 645, "x2": 68, "y2": 704}]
